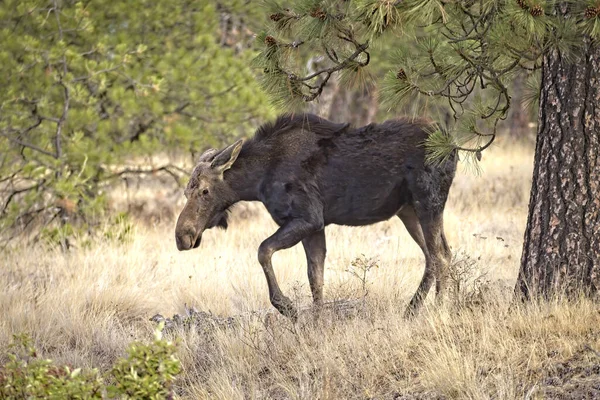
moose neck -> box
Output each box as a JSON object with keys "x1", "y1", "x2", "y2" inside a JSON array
[{"x1": 223, "y1": 147, "x2": 266, "y2": 202}]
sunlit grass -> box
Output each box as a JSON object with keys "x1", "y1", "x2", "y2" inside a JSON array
[{"x1": 3, "y1": 140, "x2": 598, "y2": 398}]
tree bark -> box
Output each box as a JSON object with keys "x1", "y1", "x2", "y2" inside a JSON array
[{"x1": 516, "y1": 38, "x2": 600, "y2": 300}]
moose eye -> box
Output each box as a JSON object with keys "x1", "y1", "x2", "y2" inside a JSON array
[{"x1": 201, "y1": 188, "x2": 209, "y2": 196}]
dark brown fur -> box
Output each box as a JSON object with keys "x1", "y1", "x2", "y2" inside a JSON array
[{"x1": 175, "y1": 113, "x2": 457, "y2": 320}]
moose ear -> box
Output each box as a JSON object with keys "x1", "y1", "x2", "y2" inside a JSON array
[
  {"x1": 198, "y1": 148, "x2": 219, "y2": 163},
  {"x1": 211, "y1": 139, "x2": 243, "y2": 173}
]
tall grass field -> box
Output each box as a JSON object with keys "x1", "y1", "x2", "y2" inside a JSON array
[{"x1": 2, "y1": 140, "x2": 599, "y2": 399}]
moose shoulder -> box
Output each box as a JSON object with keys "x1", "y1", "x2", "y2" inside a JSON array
[{"x1": 175, "y1": 113, "x2": 457, "y2": 320}]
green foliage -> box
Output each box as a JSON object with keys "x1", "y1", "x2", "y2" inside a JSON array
[
  {"x1": 106, "y1": 325, "x2": 181, "y2": 399},
  {"x1": 423, "y1": 127, "x2": 458, "y2": 166},
  {"x1": 522, "y1": 72, "x2": 542, "y2": 111},
  {"x1": 354, "y1": 0, "x2": 403, "y2": 40},
  {"x1": 0, "y1": 326, "x2": 181, "y2": 399},
  {"x1": 253, "y1": 0, "x2": 373, "y2": 108},
  {"x1": 255, "y1": 0, "x2": 599, "y2": 163},
  {"x1": 0, "y1": 334, "x2": 103, "y2": 399},
  {"x1": 0, "y1": 0, "x2": 275, "y2": 244},
  {"x1": 102, "y1": 212, "x2": 134, "y2": 245}
]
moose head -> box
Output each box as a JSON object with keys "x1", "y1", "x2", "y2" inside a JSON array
[{"x1": 175, "y1": 140, "x2": 243, "y2": 251}]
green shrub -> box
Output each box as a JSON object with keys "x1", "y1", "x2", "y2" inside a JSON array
[
  {"x1": 102, "y1": 213, "x2": 134, "y2": 245},
  {"x1": 0, "y1": 0, "x2": 275, "y2": 245},
  {"x1": 0, "y1": 325, "x2": 181, "y2": 399},
  {"x1": 0, "y1": 334, "x2": 103, "y2": 399},
  {"x1": 106, "y1": 326, "x2": 181, "y2": 399}
]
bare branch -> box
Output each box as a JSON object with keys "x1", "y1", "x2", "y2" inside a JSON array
[
  {"x1": 55, "y1": 81, "x2": 69, "y2": 159},
  {"x1": 71, "y1": 65, "x2": 122, "y2": 82},
  {"x1": 0, "y1": 131, "x2": 57, "y2": 158},
  {"x1": 1, "y1": 181, "x2": 46, "y2": 215},
  {"x1": 104, "y1": 165, "x2": 187, "y2": 186},
  {"x1": 51, "y1": 0, "x2": 63, "y2": 40}
]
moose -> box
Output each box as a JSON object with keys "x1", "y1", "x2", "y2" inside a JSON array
[{"x1": 175, "y1": 113, "x2": 457, "y2": 320}]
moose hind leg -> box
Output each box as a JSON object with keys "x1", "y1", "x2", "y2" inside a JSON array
[
  {"x1": 438, "y1": 223, "x2": 453, "y2": 296},
  {"x1": 415, "y1": 211, "x2": 450, "y2": 310},
  {"x1": 440, "y1": 229, "x2": 453, "y2": 267},
  {"x1": 258, "y1": 218, "x2": 323, "y2": 321},
  {"x1": 402, "y1": 161, "x2": 454, "y2": 316},
  {"x1": 398, "y1": 206, "x2": 436, "y2": 317},
  {"x1": 302, "y1": 230, "x2": 327, "y2": 308}
]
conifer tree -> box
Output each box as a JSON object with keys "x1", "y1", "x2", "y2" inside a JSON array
[
  {"x1": 255, "y1": 0, "x2": 600, "y2": 299},
  {"x1": 0, "y1": 0, "x2": 274, "y2": 245}
]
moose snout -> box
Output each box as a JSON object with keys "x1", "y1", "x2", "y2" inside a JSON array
[
  {"x1": 175, "y1": 233, "x2": 192, "y2": 251},
  {"x1": 175, "y1": 229, "x2": 201, "y2": 251}
]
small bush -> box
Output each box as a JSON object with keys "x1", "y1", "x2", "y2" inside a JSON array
[
  {"x1": 0, "y1": 325, "x2": 181, "y2": 399},
  {"x1": 447, "y1": 250, "x2": 491, "y2": 309},
  {"x1": 346, "y1": 254, "x2": 380, "y2": 299},
  {"x1": 106, "y1": 326, "x2": 181, "y2": 399},
  {"x1": 102, "y1": 212, "x2": 135, "y2": 245},
  {"x1": 0, "y1": 334, "x2": 103, "y2": 399}
]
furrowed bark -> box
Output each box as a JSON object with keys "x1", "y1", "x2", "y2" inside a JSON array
[{"x1": 516, "y1": 37, "x2": 600, "y2": 299}]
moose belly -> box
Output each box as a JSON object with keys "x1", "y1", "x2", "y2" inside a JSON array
[{"x1": 323, "y1": 179, "x2": 411, "y2": 227}]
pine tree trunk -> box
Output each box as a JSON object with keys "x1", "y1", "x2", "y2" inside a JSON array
[{"x1": 516, "y1": 38, "x2": 600, "y2": 300}]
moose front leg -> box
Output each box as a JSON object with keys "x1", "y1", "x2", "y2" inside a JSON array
[
  {"x1": 302, "y1": 230, "x2": 326, "y2": 308},
  {"x1": 258, "y1": 219, "x2": 323, "y2": 321}
]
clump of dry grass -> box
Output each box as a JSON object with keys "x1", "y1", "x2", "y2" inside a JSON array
[
  {"x1": 3, "y1": 140, "x2": 599, "y2": 398},
  {"x1": 173, "y1": 298, "x2": 600, "y2": 399}
]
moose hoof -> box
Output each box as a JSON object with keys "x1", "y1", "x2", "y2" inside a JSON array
[
  {"x1": 435, "y1": 292, "x2": 447, "y2": 307},
  {"x1": 272, "y1": 295, "x2": 298, "y2": 322},
  {"x1": 403, "y1": 298, "x2": 422, "y2": 320},
  {"x1": 403, "y1": 306, "x2": 418, "y2": 320},
  {"x1": 309, "y1": 308, "x2": 323, "y2": 325}
]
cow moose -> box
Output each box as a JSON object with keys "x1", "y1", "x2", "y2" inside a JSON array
[{"x1": 175, "y1": 113, "x2": 457, "y2": 320}]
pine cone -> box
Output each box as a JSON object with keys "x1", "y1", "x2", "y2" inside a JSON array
[
  {"x1": 584, "y1": 6, "x2": 600, "y2": 19},
  {"x1": 310, "y1": 7, "x2": 327, "y2": 20},
  {"x1": 516, "y1": 0, "x2": 528, "y2": 10},
  {"x1": 396, "y1": 68, "x2": 407, "y2": 80},
  {"x1": 529, "y1": 5, "x2": 544, "y2": 16},
  {"x1": 264, "y1": 35, "x2": 277, "y2": 46},
  {"x1": 270, "y1": 13, "x2": 284, "y2": 22}
]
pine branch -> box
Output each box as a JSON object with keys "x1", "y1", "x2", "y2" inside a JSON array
[
  {"x1": 105, "y1": 165, "x2": 186, "y2": 186},
  {"x1": 1, "y1": 181, "x2": 46, "y2": 216},
  {"x1": 0, "y1": 131, "x2": 56, "y2": 158},
  {"x1": 55, "y1": 80, "x2": 69, "y2": 159}
]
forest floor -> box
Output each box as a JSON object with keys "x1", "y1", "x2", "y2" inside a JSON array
[{"x1": 2, "y1": 140, "x2": 600, "y2": 399}]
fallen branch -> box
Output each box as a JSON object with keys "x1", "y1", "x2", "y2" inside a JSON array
[{"x1": 150, "y1": 299, "x2": 364, "y2": 332}]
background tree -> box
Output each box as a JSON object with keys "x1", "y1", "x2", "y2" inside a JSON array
[
  {"x1": 0, "y1": 0, "x2": 275, "y2": 247},
  {"x1": 255, "y1": 0, "x2": 600, "y2": 299}
]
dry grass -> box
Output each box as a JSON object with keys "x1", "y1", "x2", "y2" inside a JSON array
[{"x1": 2, "y1": 140, "x2": 600, "y2": 399}]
